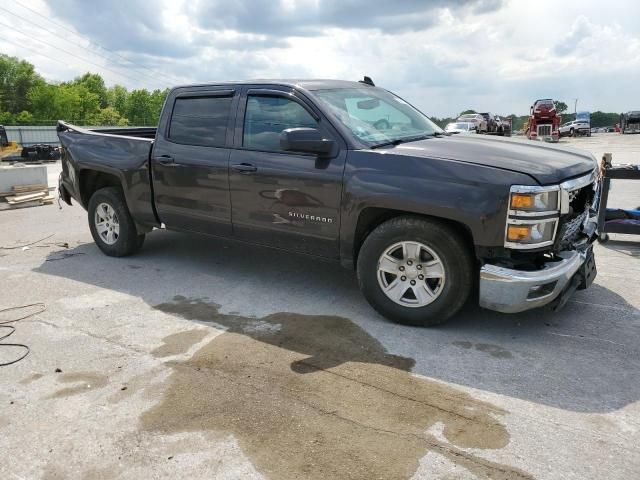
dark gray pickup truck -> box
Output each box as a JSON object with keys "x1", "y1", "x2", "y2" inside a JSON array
[{"x1": 57, "y1": 78, "x2": 600, "y2": 326}]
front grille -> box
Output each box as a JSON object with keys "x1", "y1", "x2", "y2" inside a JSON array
[
  {"x1": 568, "y1": 184, "x2": 593, "y2": 215},
  {"x1": 555, "y1": 180, "x2": 597, "y2": 250},
  {"x1": 557, "y1": 211, "x2": 588, "y2": 249},
  {"x1": 537, "y1": 125, "x2": 552, "y2": 136}
]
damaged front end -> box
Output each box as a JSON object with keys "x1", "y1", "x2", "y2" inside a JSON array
[{"x1": 479, "y1": 169, "x2": 601, "y2": 313}]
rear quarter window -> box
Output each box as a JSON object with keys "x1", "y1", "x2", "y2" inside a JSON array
[{"x1": 169, "y1": 95, "x2": 233, "y2": 147}]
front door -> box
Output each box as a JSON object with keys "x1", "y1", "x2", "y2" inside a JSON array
[
  {"x1": 151, "y1": 89, "x2": 237, "y2": 236},
  {"x1": 229, "y1": 88, "x2": 346, "y2": 258}
]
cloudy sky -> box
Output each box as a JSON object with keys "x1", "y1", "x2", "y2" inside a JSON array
[{"x1": 1, "y1": 0, "x2": 639, "y2": 117}]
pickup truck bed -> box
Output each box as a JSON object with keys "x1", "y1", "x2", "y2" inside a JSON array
[{"x1": 57, "y1": 121, "x2": 159, "y2": 228}]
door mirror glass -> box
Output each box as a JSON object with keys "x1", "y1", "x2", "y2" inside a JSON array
[{"x1": 280, "y1": 128, "x2": 334, "y2": 154}]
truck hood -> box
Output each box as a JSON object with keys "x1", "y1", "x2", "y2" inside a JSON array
[{"x1": 386, "y1": 135, "x2": 596, "y2": 185}]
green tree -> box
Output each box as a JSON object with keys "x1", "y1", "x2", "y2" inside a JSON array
[
  {"x1": 27, "y1": 83, "x2": 61, "y2": 122},
  {"x1": 0, "y1": 110, "x2": 14, "y2": 124},
  {"x1": 590, "y1": 111, "x2": 620, "y2": 128},
  {"x1": 553, "y1": 101, "x2": 568, "y2": 114},
  {"x1": 15, "y1": 110, "x2": 33, "y2": 125},
  {"x1": 28, "y1": 82, "x2": 99, "y2": 124},
  {"x1": 149, "y1": 88, "x2": 169, "y2": 124},
  {"x1": 74, "y1": 84, "x2": 100, "y2": 121},
  {"x1": 0, "y1": 53, "x2": 43, "y2": 114},
  {"x1": 459, "y1": 109, "x2": 477, "y2": 115},
  {"x1": 74, "y1": 73, "x2": 108, "y2": 108},
  {"x1": 126, "y1": 89, "x2": 153, "y2": 125},
  {"x1": 89, "y1": 106, "x2": 129, "y2": 126},
  {"x1": 107, "y1": 84, "x2": 129, "y2": 116}
]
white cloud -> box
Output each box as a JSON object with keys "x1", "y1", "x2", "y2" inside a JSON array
[{"x1": 1, "y1": 0, "x2": 639, "y2": 116}]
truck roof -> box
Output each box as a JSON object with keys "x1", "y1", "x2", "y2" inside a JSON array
[{"x1": 170, "y1": 79, "x2": 368, "y2": 91}]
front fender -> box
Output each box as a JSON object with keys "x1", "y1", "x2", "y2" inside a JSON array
[{"x1": 339, "y1": 151, "x2": 535, "y2": 265}]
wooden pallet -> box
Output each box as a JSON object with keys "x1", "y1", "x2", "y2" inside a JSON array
[{"x1": 0, "y1": 183, "x2": 53, "y2": 208}]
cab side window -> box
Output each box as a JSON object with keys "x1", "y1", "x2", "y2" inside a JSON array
[
  {"x1": 243, "y1": 95, "x2": 317, "y2": 152},
  {"x1": 169, "y1": 95, "x2": 232, "y2": 147}
]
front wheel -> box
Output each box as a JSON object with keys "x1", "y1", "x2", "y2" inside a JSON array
[
  {"x1": 357, "y1": 216, "x2": 474, "y2": 326},
  {"x1": 88, "y1": 187, "x2": 145, "y2": 257}
]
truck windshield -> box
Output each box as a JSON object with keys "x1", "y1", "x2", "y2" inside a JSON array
[{"x1": 313, "y1": 87, "x2": 442, "y2": 147}]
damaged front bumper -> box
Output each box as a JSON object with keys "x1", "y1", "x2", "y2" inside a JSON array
[{"x1": 479, "y1": 247, "x2": 595, "y2": 314}]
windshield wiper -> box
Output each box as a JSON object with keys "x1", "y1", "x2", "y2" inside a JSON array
[{"x1": 370, "y1": 134, "x2": 433, "y2": 149}]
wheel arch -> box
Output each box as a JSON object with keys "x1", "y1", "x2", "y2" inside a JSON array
[
  {"x1": 78, "y1": 168, "x2": 124, "y2": 208},
  {"x1": 351, "y1": 207, "x2": 475, "y2": 269}
]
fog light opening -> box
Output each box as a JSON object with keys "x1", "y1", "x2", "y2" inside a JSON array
[{"x1": 527, "y1": 281, "x2": 557, "y2": 299}]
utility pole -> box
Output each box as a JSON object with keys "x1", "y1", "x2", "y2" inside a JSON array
[{"x1": 574, "y1": 98, "x2": 578, "y2": 115}]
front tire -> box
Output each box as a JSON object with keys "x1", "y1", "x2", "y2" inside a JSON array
[
  {"x1": 88, "y1": 187, "x2": 145, "y2": 257},
  {"x1": 357, "y1": 216, "x2": 474, "y2": 326}
]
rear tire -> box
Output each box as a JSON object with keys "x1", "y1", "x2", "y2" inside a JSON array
[
  {"x1": 88, "y1": 187, "x2": 145, "y2": 257},
  {"x1": 357, "y1": 216, "x2": 474, "y2": 326}
]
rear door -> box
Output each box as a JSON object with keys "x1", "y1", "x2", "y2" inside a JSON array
[
  {"x1": 151, "y1": 88, "x2": 238, "y2": 236},
  {"x1": 228, "y1": 87, "x2": 346, "y2": 258}
]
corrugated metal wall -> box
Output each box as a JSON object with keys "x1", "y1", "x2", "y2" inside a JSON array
[{"x1": 4, "y1": 126, "x2": 59, "y2": 147}]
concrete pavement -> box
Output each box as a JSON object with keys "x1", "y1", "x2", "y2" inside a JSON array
[{"x1": 0, "y1": 133, "x2": 638, "y2": 479}]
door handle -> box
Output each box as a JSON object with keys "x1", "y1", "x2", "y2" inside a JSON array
[
  {"x1": 154, "y1": 155, "x2": 175, "y2": 166},
  {"x1": 231, "y1": 163, "x2": 257, "y2": 173}
]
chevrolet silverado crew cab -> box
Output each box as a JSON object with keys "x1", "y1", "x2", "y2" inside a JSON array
[{"x1": 57, "y1": 78, "x2": 600, "y2": 326}]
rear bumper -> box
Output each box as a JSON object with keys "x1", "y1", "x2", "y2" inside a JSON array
[{"x1": 479, "y1": 249, "x2": 591, "y2": 313}]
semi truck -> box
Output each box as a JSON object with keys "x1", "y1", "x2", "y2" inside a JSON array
[
  {"x1": 620, "y1": 111, "x2": 640, "y2": 134},
  {"x1": 527, "y1": 99, "x2": 560, "y2": 142}
]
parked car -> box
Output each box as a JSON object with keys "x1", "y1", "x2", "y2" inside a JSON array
[
  {"x1": 444, "y1": 122, "x2": 476, "y2": 134},
  {"x1": 479, "y1": 112, "x2": 497, "y2": 133},
  {"x1": 57, "y1": 78, "x2": 599, "y2": 326},
  {"x1": 456, "y1": 113, "x2": 487, "y2": 133},
  {"x1": 559, "y1": 120, "x2": 591, "y2": 137},
  {"x1": 494, "y1": 116, "x2": 511, "y2": 136}
]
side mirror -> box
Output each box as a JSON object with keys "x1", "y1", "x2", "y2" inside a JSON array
[{"x1": 280, "y1": 128, "x2": 334, "y2": 155}]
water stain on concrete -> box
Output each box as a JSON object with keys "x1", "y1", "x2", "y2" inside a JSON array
[
  {"x1": 48, "y1": 372, "x2": 109, "y2": 398},
  {"x1": 20, "y1": 372, "x2": 44, "y2": 384},
  {"x1": 475, "y1": 343, "x2": 513, "y2": 359},
  {"x1": 452, "y1": 341, "x2": 473, "y2": 350},
  {"x1": 151, "y1": 329, "x2": 210, "y2": 358},
  {"x1": 141, "y1": 296, "x2": 533, "y2": 480},
  {"x1": 453, "y1": 341, "x2": 513, "y2": 359}
]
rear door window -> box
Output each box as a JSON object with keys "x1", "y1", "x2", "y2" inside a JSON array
[{"x1": 169, "y1": 95, "x2": 233, "y2": 147}]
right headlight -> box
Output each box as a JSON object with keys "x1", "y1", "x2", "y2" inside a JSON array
[
  {"x1": 510, "y1": 190, "x2": 559, "y2": 212},
  {"x1": 505, "y1": 184, "x2": 560, "y2": 249}
]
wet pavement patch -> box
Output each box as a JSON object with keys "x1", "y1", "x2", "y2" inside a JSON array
[
  {"x1": 151, "y1": 329, "x2": 210, "y2": 358},
  {"x1": 48, "y1": 372, "x2": 108, "y2": 398},
  {"x1": 453, "y1": 341, "x2": 513, "y2": 359},
  {"x1": 143, "y1": 296, "x2": 532, "y2": 479}
]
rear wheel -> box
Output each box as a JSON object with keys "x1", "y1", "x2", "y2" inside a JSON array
[
  {"x1": 88, "y1": 187, "x2": 145, "y2": 257},
  {"x1": 357, "y1": 216, "x2": 474, "y2": 326}
]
